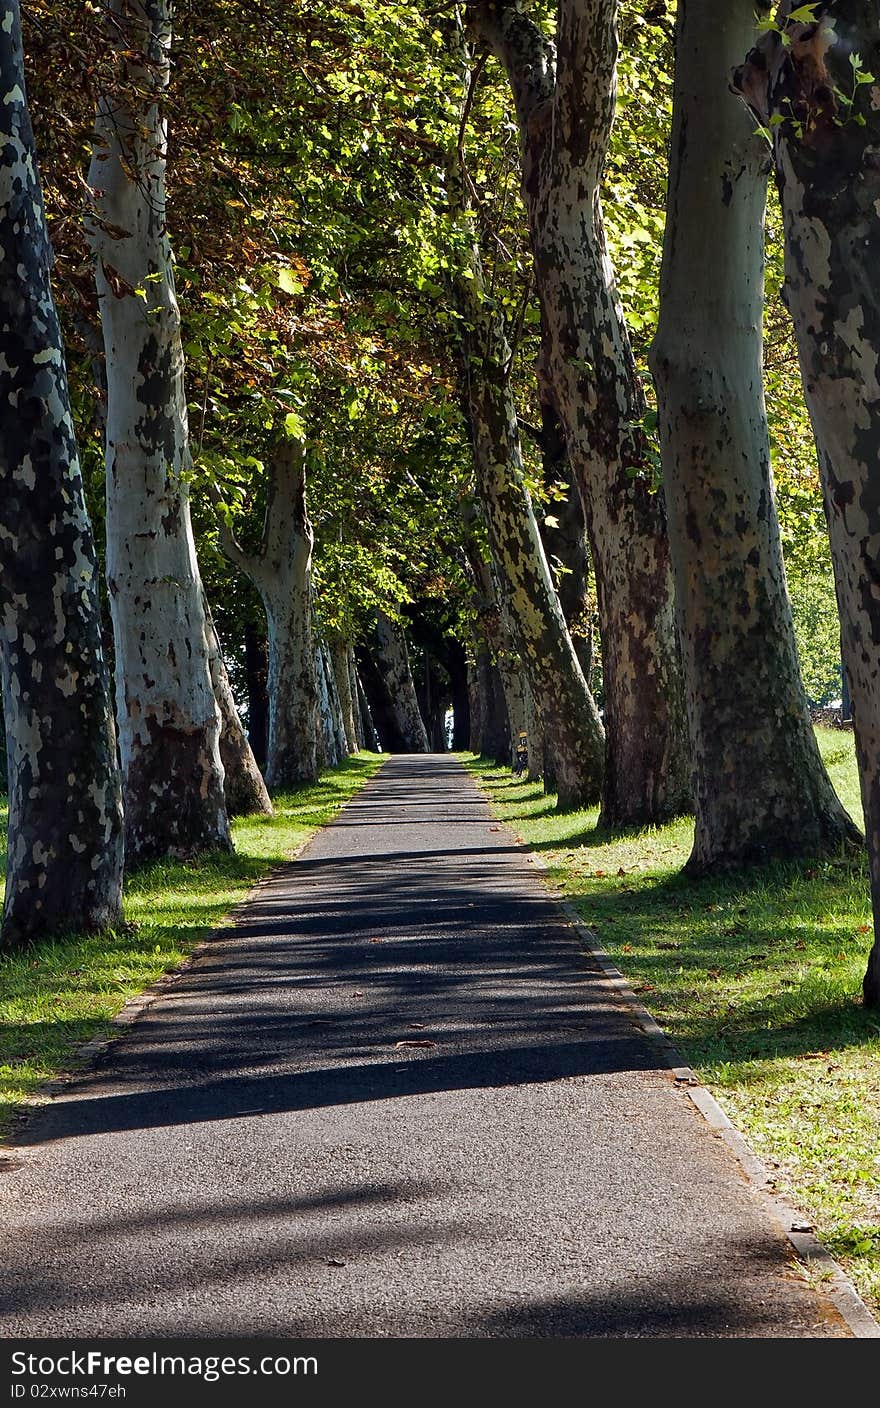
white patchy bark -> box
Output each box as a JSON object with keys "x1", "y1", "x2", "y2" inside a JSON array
[
  {"x1": 86, "y1": 0, "x2": 229, "y2": 862},
  {"x1": 735, "y1": 0, "x2": 880, "y2": 1004},
  {"x1": 315, "y1": 638, "x2": 349, "y2": 769},
  {"x1": 466, "y1": 0, "x2": 689, "y2": 824},
  {"x1": 651, "y1": 0, "x2": 857, "y2": 869},
  {"x1": 0, "y1": 1, "x2": 124, "y2": 942},
  {"x1": 455, "y1": 244, "x2": 606, "y2": 806},
  {"x1": 216, "y1": 438, "x2": 319, "y2": 789},
  {"x1": 330, "y1": 635, "x2": 359, "y2": 753}
]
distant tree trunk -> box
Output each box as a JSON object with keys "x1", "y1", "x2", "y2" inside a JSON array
[
  {"x1": 315, "y1": 638, "x2": 348, "y2": 768},
  {"x1": 244, "y1": 624, "x2": 269, "y2": 770},
  {"x1": 448, "y1": 639, "x2": 472, "y2": 750},
  {"x1": 474, "y1": 642, "x2": 510, "y2": 763},
  {"x1": 355, "y1": 668, "x2": 380, "y2": 752},
  {"x1": 87, "y1": 0, "x2": 230, "y2": 862},
  {"x1": 650, "y1": 0, "x2": 856, "y2": 868},
  {"x1": 216, "y1": 439, "x2": 319, "y2": 789},
  {"x1": 524, "y1": 683, "x2": 544, "y2": 783},
  {"x1": 466, "y1": 0, "x2": 689, "y2": 825},
  {"x1": 203, "y1": 601, "x2": 272, "y2": 817},
  {"x1": 0, "y1": 3, "x2": 124, "y2": 943},
  {"x1": 734, "y1": 0, "x2": 880, "y2": 1005},
  {"x1": 331, "y1": 635, "x2": 359, "y2": 753},
  {"x1": 457, "y1": 295, "x2": 605, "y2": 804},
  {"x1": 374, "y1": 612, "x2": 430, "y2": 753}
]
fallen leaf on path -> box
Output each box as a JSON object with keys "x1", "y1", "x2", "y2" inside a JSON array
[{"x1": 395, "y1": 1039, "x2": 437, "y2": 1049}]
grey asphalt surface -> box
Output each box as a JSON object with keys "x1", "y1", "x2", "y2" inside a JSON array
[{"x1": 0, "y1": 756, "x2": 849, "y2": 1338}]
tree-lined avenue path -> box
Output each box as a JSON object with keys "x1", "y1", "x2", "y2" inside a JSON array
[{"x1": 0, "y1": 757, "x2": 851, "y2": 1337}]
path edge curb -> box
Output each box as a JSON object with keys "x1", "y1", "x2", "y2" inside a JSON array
[{"x1": 524, "y1": 844, "x2": 880, "y2": 1339}]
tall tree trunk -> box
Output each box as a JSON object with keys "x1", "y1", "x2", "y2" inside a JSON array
[
  {"x1": 650, "y1": 0, "x2": 856, "y2": 868},
  {"x1": 0, "y1": 3, "x2": 124, "y2": 943},
  {"x1": 466, "y1": 0, "x2": 689, "y2": 825},
  {"x1": 203, "y1": 600, "x2": 272, "y2": 817},
  {"x1": 373, "y1": 613, "x2": 430, "y2": 753},
  {"x1": 474, "y1": 640, "x2": 511, "y2": 763},
  {"x1": 330, "y1": 635, "x2": 359, "y2": 753},
  {"x1": 315, "y1": 638, "x2": 348, "y2": 768},
  {"x1": 87, "y1": 0, "x2": 229, "y2": 862},
  {"x1": 456, "y1": 279, "x2": 605, "y2": 806},
  {"x1": 467, "y1": 650, "x2": 484, "y2": 754},
  {"x1": 355, "y1": 668, "x2": 380, "y2": 753},
  {"x1": 735, "y1": 0, "x2": 880, "y2": 1004},
  {"x1": 216, "y1": 439, "x2": 319, "y2": 789},
  {"x1": 244, "y1": 623, "x2": 269, "y2": 770},
  {"x1": 524, "y1": 681, "x2": 544, "y2": 782}
]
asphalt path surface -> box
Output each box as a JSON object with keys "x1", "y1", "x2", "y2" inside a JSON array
[{"x1": 0, "y1": 756, "x2": 849, "y2": 1337}]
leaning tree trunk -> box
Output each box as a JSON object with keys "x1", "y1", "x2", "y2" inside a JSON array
[
  {"x1": 373, "y1": 613, "x2": 430, "y2": 753},
  {"x1": 457, "y1": 274, "x2": 605, "y2": 807},
  {"x1": 466, "y1": 0, "x2": 689, "y2": 825},
  {"x1": 462, "y1": 522, "x2": 535, "y2": 771},
  {"x1": 216, "y1": 439, "x2": 319, "y2": 789},
  {"x1": 448, "y1": 24, "x2": 604, "y2": 808},
  {"x1": 87, "y1": 0, "x2": 229, "y2": 861},
  {"x1": 536, "y1": 403, "x2": 594, "y2": 682},
  {"x1": 0, "y1": 3, "x2": 124, "y2": 943},
  {"x1": 734, "y1": 0, "x2": 880, "y2": 1003},
  {"x1": 203, "y1": 599, "x2": 272, "y2": 817},
  {"x1": 650, "y1": 0, "x2": 857, "y2": 869}
]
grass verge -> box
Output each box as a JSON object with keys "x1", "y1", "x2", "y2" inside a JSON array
[
  {"x1": 0, "y1": 751, "x2": 386, "y2": 1138},
  {"x1": 463, "y1": 727, "x2": 880, "y2": 1317}
]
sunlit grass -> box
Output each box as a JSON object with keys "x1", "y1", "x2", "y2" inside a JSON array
[
  {"x1": 0, "y1": 752, "x2": 386, "y2": 1135},
  {"x1": 464, "y1": 726, "x2": 880, "y2": 1315}
]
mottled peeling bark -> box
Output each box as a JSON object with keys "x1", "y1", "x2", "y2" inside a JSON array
[
  {"x1": 0, "y1": 2, "x2": 123, "y2": 942},
  {"x1": 315, "y1": 637, "x2": 349, "y2": 769},
  {"x1": 735, "y1": 0, "x2": 880, "y2": 1004},
  {"x1": 651, "y1": 0, "x2": 857, "y2": 870},
  {"x1": 87, "y1": 0, "x2": 229, "y2": 862},
  {"x1": 330, "y1": 634, "x2": 359, "y2": 754},
  {"x1": 216, "y1": 438, "x2": 319, "y2": 789},
  {"x1": 467, "y1": 0, "x2": 689, "y2": 824}
]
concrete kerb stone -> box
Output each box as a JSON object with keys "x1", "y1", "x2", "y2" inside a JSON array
[{"x1": 515, "y1": 833, "x2": 880, "y2": 1340}]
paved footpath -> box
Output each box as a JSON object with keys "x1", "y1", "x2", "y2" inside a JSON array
[{"x1": 0, "y1": 757, "x2": 854, "y2": 1337}]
